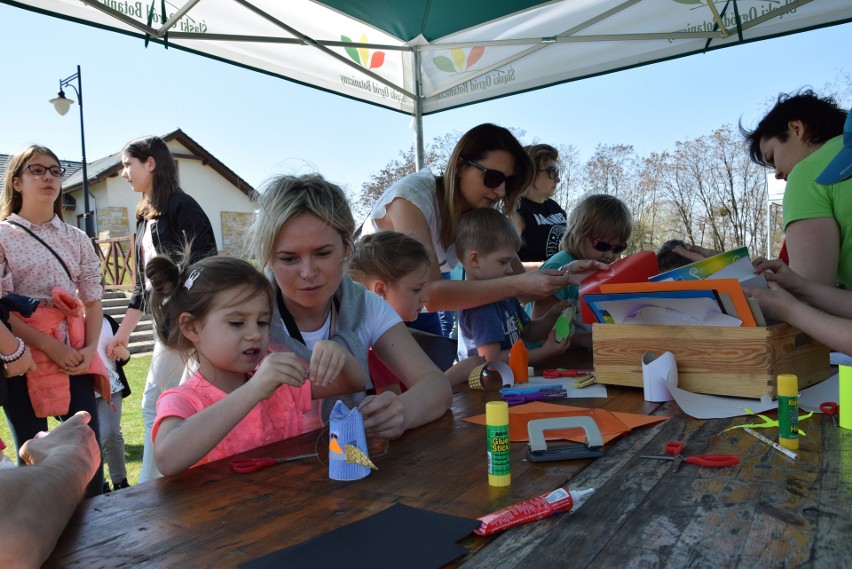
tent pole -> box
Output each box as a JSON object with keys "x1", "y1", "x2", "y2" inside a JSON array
[{"x1": 413, "y1": 48, "x2": 425, "y2": 170}]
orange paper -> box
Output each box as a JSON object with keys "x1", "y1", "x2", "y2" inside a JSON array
[{"x1": 464, "y1": 401, "x2": 668, "y2": 444}]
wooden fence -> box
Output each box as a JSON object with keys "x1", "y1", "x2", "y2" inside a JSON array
[{"x1": 94, "y1": 235, "x2": 134, "y2": 291}]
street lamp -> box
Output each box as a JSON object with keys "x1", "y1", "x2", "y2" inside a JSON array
[{"x1": 49, "y1": 65, "x2": 94, "y2": 237}]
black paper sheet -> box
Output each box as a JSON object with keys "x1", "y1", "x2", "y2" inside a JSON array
[{"x1": 240, "y1": 503, "x2": 480, "y2": 569}]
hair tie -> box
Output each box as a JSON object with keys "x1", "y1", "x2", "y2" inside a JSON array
[{"x1": 184, "y1": 268, "x2": 202, "y2": 291}]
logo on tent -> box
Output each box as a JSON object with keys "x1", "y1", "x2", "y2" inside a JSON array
[
  {"x1": 433, "y1": 47, "x2": 485, "y2": 74},
  {"x1": 342, "y1": 35, "x2": 385, "y2": 69}
]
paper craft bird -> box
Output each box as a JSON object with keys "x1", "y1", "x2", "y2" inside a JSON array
[{"x1": 329, "y1": 433, "x2": 377, "y2": 470}]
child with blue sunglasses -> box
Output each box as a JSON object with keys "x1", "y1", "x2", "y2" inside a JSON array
[{"x1": 530, "y1": 193, "x2": 632, "y2": 349}]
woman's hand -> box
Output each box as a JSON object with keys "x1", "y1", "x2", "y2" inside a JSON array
[
  {"x1": 558, "y1": 259, "x2": 611, "y2": 285},
  {"x1": 752, "y1": 258, "x2": 807, "y2": 295},
  {"x1": 308, "y1": 340, "x2": 347, "y2": 388},
  {"x1": 249, "y1": 352, "x2": 309, "y2": 399},
  {"x1": 4, "y1": 346, "x2": 36, "y2": 377},
  {"x1": 359, "y1": 391, "x2": 406, "y2": 440}
]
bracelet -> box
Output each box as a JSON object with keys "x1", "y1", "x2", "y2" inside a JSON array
[{"x1": 0, "y1": 337, "x2": 25, "y2": 363}]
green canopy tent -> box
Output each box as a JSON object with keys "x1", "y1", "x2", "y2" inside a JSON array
[{"x1": 5, "y1": 0, "x2": 852, "y2": 166}]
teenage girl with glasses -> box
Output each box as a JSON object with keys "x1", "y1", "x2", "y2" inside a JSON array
[
  {"x1": 530, "y1": 193, "x2": 633, "y2": 349},
  {"x1": 0, "y1": 145, "x2": 109, "y2": 497},
  {"x1": 515, "y1": 144, "x2": 568, "y2": 270},
  {"x1": 359, "y1": 123, "x2": 608, "y2": 337}
]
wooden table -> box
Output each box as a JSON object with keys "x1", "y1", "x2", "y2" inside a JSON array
[{"x1": 46, "y1": 381, "x2": 850, "y2": 568}]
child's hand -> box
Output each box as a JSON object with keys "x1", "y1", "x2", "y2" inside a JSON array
[
  {"x1": 309, "y1": 340, "x2": 347, "y2": 388},
  {"x1": 559, "y1": 259, "x2": 611, "y2": 284},
  {"x1": 250, "y1": 352, "x2": 309, "y2": 399},
  {"x1": 106, "y1": 337, "x2": 128, "y2": 360},
  {"x1": 109, "y1": 345, "x2": 131, "y2": 362},
  {"x1": 534, "y1": 328, "x2": 572, "y2": 359}
]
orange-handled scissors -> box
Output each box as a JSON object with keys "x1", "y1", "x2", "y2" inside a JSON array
[
  {"x1": 640, "y1": 441, "x2": 739, "y2": 472},
  {"x1": 229, "y1": 453, "x2": 317, "y2": 474}
]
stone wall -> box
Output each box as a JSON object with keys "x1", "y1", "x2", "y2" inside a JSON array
[
  {"x1": 221, "y1": 211, "x2": 254, "y2": 256},
  {"x1": 97, "y1": 207, "x2": 130, "y2": 239}
]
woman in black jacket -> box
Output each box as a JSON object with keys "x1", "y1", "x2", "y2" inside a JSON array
[{"x1": 107, "y1": 135, "x2": 217, "y2": 483}]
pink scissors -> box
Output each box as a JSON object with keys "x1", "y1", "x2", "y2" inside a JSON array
[
  {"x1": 229, "y1": 453, "x2": 317, "y2": 474},
  {"x1": 640, "y1": 441, "x2": 739, "y2": 472}
]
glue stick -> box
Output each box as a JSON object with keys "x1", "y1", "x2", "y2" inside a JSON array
[
  {"x1": 777, "y1": 373, "x2": 799, "y2": 450},
  {"x1": 509, "y1": 339, "x2": 529, "y2": 384},
  {"x1": 485, "y1": 401, "x2": 511, "y2": 487}
]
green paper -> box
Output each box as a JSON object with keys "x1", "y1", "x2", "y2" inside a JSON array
[{"x1": 553, "y1": 307, "x2": 574, "y2": 343}]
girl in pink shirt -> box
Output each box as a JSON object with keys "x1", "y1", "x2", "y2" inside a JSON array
[{"x1": 148, "y1": 255, "x2": 366, "y2": 475}]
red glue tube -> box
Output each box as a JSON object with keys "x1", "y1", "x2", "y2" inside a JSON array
[{"x1": 473, "y1": 487, "x2": 595, "y2": 536}]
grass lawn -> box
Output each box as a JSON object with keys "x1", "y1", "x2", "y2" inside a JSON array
[{"x1": 1, "y1": 355, "x2": 151, "y2": 487}]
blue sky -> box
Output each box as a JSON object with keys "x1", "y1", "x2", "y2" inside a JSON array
[{"x1": 1, "y1": 4, "x2": 850, "y2": 201}]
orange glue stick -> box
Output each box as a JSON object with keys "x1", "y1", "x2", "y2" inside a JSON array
[{"x1": 509, "y1": 339, "x2": 529, "y2": 384}]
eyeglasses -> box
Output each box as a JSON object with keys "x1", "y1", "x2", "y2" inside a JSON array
[
  {"x1": 589, "y1": 237, "x2": 628, "y2": 255},
  {"x1": 543, "y1": 166, "x2": 559, "y2": 180},
  {"x1": 23, "y1": 164, "x2": 65, "y2": 178},
  {"x1": 465, "y1": 159, "x2": 516, "y2": 191}
]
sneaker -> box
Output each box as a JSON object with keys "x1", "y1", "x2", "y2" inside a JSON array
[
  {"x1": 102, "y1": 482, "x2": 112, "y2": 494},
  {"x1": 114, "y1": 478, "x2": 130, "y2": 490}
]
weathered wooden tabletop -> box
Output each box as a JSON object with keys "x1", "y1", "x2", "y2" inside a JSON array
[{"x1": 45, "y1": 375, "x2": 850, "y2": 568}]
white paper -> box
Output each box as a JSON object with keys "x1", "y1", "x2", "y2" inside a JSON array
[
  {"x1": 663, "y1": 363, "x2": 835, "y2": 419},
  {"x1": 600, "y1": 297, "x2": 740, "y2": 327},
  {"x1": 642, "y1": 351, "x2": 674, "y2": 402}
]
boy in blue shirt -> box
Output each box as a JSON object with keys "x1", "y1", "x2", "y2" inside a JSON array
[{"x1": 456, "y1": 208, "x2": 571, "y2": 364}]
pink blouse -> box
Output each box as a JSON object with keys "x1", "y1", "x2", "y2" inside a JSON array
[
  {"x1": 0, "y1": 214, "x2": 102, "y2": 303},
  {"x1": 153, "y1": 370, "x2": 313, "y2": 468}
]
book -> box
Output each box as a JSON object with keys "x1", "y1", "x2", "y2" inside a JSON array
[{"x1": 649, "y1": 246, "x2": 750, "y2": 282}]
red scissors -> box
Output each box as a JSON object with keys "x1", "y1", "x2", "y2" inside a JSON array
[
  {"x1": 542, "y1": 368, "x2": 594, "y2": 379},
  {"x1": 820, "y1": 402, "x2": 839, "y2": 427},
  {"x1": 640, "y1": 441, "x2": 739, "y2": 472},
  {"x1": 229, "y1": 453, "x2": 318, "y2": 474}
]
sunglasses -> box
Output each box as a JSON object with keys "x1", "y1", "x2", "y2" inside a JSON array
[
  {"x1": 543, "y1": 166, "x2": 559, "y2": 180},
  {"x1": 465, "y1": 159, "x2": 516, "y2": 191},
  {"x1": 589, "y1": 237, "x2": 628, "y2": 255}
]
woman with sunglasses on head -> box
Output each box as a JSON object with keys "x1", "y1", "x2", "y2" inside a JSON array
[
  {"x1": 360, "y1": 124, "x2": 607, "y2": 336},
  {"x1": 530, "y1": 194, "x2": 633, "y2": 349},
  {"x1": 515, "y1": 144, "x2": 567, "y2": 270},
  {"x1": 0, "y1": 145, "x2": 108, "y2": 497}
]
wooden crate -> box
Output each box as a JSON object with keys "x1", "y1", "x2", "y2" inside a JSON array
[{"x1": 592, "y1": 322, "x2": 831, "y2": 399}]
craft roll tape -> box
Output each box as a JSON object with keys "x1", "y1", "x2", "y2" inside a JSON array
[
  {"x1": 840, "y1": 365, "x2": 852, "y2": 430},
  {"x1": 468, "y1": 361, "x2": 515, "y2": 390},
  {"x1": 328, "y1": 400, "x2": 372, "y2": 481}
]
